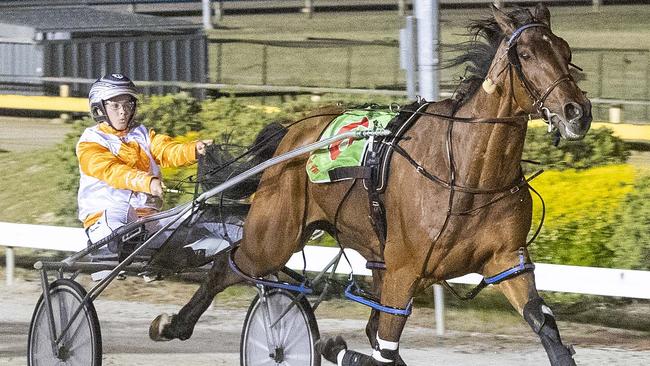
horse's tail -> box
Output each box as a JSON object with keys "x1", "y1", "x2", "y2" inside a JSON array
[
  {"x1": 248, "y1": 121, "x2": 289, "y2": 165},
  {"x1": 197, "y1": 122, "x2": 288, "y2": 201}
]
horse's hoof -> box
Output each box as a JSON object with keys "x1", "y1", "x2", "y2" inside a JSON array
[
  {"x1": 396, "y1": 355, "x2": 408, "y2": 366},
  {"x1": 149, "y1": 313, "x2": 173, "y2": 341},
  {"x1": 315, "y1": 335, "x2": 347, "y2": 363}
]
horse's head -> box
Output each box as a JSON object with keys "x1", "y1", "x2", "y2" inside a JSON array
[{"x1": 489, "y1": 4, "x2": 592, "y2": 140}]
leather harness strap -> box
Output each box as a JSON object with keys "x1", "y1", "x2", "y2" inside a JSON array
[
  {"x1": 328, "y1": 166, "x2": 371, "y2": 181},
  {"x1": 365, "y1": 148, "x2": 388, "y2": 249}
]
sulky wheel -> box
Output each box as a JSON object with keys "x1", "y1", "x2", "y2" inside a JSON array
[
  {"x1": 240, "y1": 288, "x2": 320, "y2": 366},
  {"x1": 28, "y1": 278, "x2": 102, "y2": 366}
]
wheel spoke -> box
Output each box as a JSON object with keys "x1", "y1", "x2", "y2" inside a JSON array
[
  {"x1": 248, "y1": 334, "x2": 270, "y2": 350},
  {"x1": 66, "y1": 310, "x2": 90, "y2": 346},
  {"x1": 57, "y1": 292, "x2": 69, "y2": 340},
  {"x1": 282, "y1": 309, "x2": 310, "y2": 351},
  {"x1": 60, "y1": 295, "x2": 79, "y2": 345},
  {"x1": 67, "y1": 342, "x2": 92, "y2": 365},
  {"x1": 69, "y1": 295, "x2": 90, "y2": 341},
  {"x1": 66, "y1": 336, "x2": 91, "y2": 352},
  {"x1": 29, "y1": 281, "x2": 98, "y2": 366},
  {"x1": 243, "y1": 291, "x2": 316, "y2": 366},
  {"x1": 279, "y1": 308, "x2": 303, "y2": 345},
  {"x1": 284, "y1": 351, "x2": 312, "y2": 363}
]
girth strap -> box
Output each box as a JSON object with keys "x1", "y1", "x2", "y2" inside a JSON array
[
  {"x1": 344, "y1": 281, "x2": 412, "y2": 316},
  {"x1": 366, "y1": 261, "x2": 387, "y2": 270},
  {"x1": 442, "y1": 247, "x2": 535, "y2": 301},
  {"x1": 328, "y1": 166, "x2": 371, "y2": 181},
  {"x1": 324, "y1": 162, "x2": 386, "y2": 248},
  {"x1": 228, "y1": 246, "x2": 314, "y2": 294}
]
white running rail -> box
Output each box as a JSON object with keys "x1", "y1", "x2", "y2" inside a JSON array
[{"x1": 2, "y1": 221, "x2": 649, "y2": 300}]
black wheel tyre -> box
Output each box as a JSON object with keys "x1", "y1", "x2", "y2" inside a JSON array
[
  {"x1": 27, "y1": 278, "x2": 102, "y2": 366},
  {"x1": 240, "y1": 288, "x2": 320, "y2": 366}
]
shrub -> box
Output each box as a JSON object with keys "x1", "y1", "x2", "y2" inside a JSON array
[
  {"x1": 528, "y1": 165, "x2": 636, "y2": 266},
  {"x1": 55, "y1": 118, "x2": 94, "y2": 223},
  {"x1": 199, "y1": 98, "x2": 289, "y2": 146},
  {"x1": 137, "y1": 93, "x2": 203, "y2": 137},
  {"x1": 524, "y1": 126, "x2": 629, "y2": 171},
  {"x1": 607, "y1": 174, "x2": 650, "y2": 270}
]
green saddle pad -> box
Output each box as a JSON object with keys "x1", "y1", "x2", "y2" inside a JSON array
[{"x1": 306, "y1": 109, "x2": 396, "y2": 183}]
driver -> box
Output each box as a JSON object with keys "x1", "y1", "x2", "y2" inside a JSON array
[{"x1": 77, "y1": 73, "x2": 213, "y2": 245}]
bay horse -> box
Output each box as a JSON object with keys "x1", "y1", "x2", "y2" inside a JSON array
[{"x1": 150, "y1": 4, "x2": 591, "y2": 366}]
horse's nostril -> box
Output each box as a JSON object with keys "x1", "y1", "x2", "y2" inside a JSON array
[{"x1": 564, "y1": 102, "x2": 582, "y2": 121}]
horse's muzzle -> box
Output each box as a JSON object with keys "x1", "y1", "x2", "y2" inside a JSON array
[{"x1": 551, "y1": 100, "x2": 592, "y2": 140}]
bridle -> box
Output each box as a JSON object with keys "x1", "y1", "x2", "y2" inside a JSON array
[{"x1": 504, "y1": 23, "x2": 577, "y2": 124}]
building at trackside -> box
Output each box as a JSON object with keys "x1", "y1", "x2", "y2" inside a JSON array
[{"x1": 0, "y1": 3, "x2": 207, "y2": 98}]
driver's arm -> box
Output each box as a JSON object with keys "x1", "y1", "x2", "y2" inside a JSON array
[
  {"x1": 77, "y1": 141, "x2": 156, "y2": 194},
  {"x1": 149, "y1": 130, "x2": 198, "y2": 168}
]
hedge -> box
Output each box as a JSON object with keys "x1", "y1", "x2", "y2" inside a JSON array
[{"x1": 528, "y1": 164, "x2": 637, "y2": 267}]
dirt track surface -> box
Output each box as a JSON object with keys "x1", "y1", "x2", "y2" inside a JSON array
[{"x1": 1, "y1": 268, "x2": 649, "y2": 366}]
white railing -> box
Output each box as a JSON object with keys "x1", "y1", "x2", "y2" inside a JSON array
[
  {"x1": 3, "y1": 221, "x2": 649, "y2": 299},
  {"x1": 2, "y1": 221, "x2": 649, "y2": 335}
]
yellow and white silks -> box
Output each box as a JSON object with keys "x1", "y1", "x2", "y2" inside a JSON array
[{"x1": 76, "y1": 122, "x2": 197, "y2": 241}]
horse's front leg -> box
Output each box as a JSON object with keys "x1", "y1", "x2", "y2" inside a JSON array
[
  {"x1": 363, "y1": 270, "x2": 408, "y2": 366},
  {"x1": 149, "y1": 251, "x2": 243, "y2": 341},
  {"x1": 364, "y1": 269, "x2": 384, "y2": 346},
  {"x1": 319, "y1": 270, "x2": 416, "y2": 366},
  {"x1": 495, "y1": 271, "x2": 576, "y2": 366}
]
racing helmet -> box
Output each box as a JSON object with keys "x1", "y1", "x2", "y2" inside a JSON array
[{"x1": 89, "y1": 73, "x2": 139, "y2": 127}]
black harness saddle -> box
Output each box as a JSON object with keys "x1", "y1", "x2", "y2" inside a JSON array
[{"x1": 329, "y1": 100, "x2": 456, "y2": 256}]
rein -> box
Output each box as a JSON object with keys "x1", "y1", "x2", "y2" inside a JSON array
[
  {"x1": 400, "y1": 106, "x2": 545, "y2": 296},
  {"x1": 184, "y1": 112, "x2": 342, "y2": 190},
  {"x1": 394, "y1": 107, "x2": 540, "y2": 127}
]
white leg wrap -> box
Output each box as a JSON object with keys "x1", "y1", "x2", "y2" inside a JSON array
[
  {"x1": 372, "y1": 350, "x2": 393, "y2": 363},
  {"x1": 337, "y1": 349, "x2": 346, "y2": 366},
  {"x1": 372, "y1": 333, "x2": 399, "y2": 363},
  {"x1": 376, "y1": 334, "x2": 399, "y2": 350}
]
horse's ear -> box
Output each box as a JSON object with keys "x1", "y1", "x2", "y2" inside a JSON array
[
  {"x1": 534, "y1": 3, "x2": 551, "y2": 27},
  {"x1": 491, "y1": 4, "x2": 517, "y2": 36}
]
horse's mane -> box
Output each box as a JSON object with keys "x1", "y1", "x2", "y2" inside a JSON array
[{"x1": 443, "y1": 7, "x2": 536, "y2": 103}]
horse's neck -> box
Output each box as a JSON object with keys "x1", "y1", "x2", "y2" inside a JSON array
[{"x1": 450, "y1": 83, "x2": 528, "y2": 189}]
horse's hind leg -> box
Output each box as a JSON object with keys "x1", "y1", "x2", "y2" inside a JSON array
[
  {"x1": 150, "y1": 174, "x2": 308, "y2": 341},
  {"x1": 149, "y1": 251, "x2": 244, "y2": 341},
  {"x1": 496, "y1": 272, "x2": 577, "y2": 366}
]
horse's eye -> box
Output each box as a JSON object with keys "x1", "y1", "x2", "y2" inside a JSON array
[{"x1": 519, "y1": 52, "x2": 531, "y2": 60}]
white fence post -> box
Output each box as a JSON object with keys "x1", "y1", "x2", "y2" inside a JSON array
[
  {"x1": 593, "y1": 0, "x2": 601, "y2": 12},
  {"x1": 433, "y1": 284, "x2": 445, "y2": 336},
  {"x1": 202, "y1": 0, "x2": 214, "y2": 30},
  {"x1": 59, "y1": 84, "x2": 71, "y2": 122},
  {"x1": 5, "y1": 246, "x2": 15, "y2": 286},
  {"x1": 609, "y1": 104, "x2": 623, "y2": 123},
  {"x1": 303, "y1": 0, "x2": 314, "y2": 18},
  {"x1": 214, "y1": 0, "x2": 223, "y2": 22},
  {"x1": 414, "y1": 0, "x2": 440, "y2": 101},
  {"x1": 400, "y1": 16, "x2": 417, "y2": 100},
  {"x1": 398, "y1": 0, "x2": 407, "y2": 16}
]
